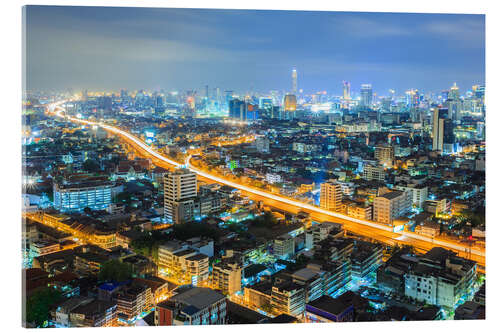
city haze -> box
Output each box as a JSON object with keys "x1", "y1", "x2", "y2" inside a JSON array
[{"x1": 25, "y1": 6, "x2": 484, "y2": 94}]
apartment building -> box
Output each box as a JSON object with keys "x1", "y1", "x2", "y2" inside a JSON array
[
  {"x1": 164, "y1": 169, "x2": 197, "y2": 224},
  {"x1": 320, "y1": 180, "x2": 342, "y2": 212},
  {"x1": 373, "y1": 190, "x2": 411, "y2": 225},
  {"x1": 212, "y1": 259, "x2": 242, "y2": 296}
]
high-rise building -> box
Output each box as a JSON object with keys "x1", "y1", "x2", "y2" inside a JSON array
[
  {"x1": 283, "y1": 94, "x2": 297, "y2": 112},
  {"x1": 164, "y1": 169, "x2": 197, "y2": 224},
  {"x1": 432, "y1": 108, "x2": 454, "y2": 153},
  {"x1": 449, "y1": 82, "x2": 460, "y2": 101},
  {"x1": 360, "y1": 84, "x2": 373, "y2": 108},
  {"x1": 472, "y1": 84, "x2": 485, "y2": 101},
  {"x1": 320, "y1": 180, "x2": 342, "y2": 212},
  {"x1": 292, "y1": 68, "x2": 298, "y2": 95},
  {"x1": 342, "y1": 81, "x2": 351, "y2": 100},
  {"x1": 229, "y1": 99, "x2": 246, "y2": 120},
  {"x1": 229, "y1": 99, "x2": 258, "y2": 121},
  {"x1": 406, "y1": 89, "x2": 419, "y2": 108},
  {"x1": 447, "y1": 83, "x2": 462, "y2": 121}
]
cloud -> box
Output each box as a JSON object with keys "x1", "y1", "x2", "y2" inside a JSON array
[
  {"x1": 331, "y1": 15, "x2": 412, "y2": 38},
  {"x1": 421, "y1": 17, "x2": 484, "y2": 47}
]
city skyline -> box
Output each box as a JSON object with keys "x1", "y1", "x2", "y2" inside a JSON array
[{"x1": 25, "y1": 6, "x2": 484, "y2": 94}]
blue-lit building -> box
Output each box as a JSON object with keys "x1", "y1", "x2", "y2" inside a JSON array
[
  {"x1": 229, "y1": 99, "x2": 259, "y2": 122},
  {"x1": 53, "y1": 178, "x2": 114, "y2": 212}
]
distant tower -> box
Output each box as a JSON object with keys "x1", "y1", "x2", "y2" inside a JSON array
[
  {"x1": 292, "y1": 68, "x2": 298, "y2": 95},
  {"x1": 342, "y1": 81, "x2": 351, "y2": 100},
  {"x1": 360, "y1": 84, "x2": 373, "y2": 108}
]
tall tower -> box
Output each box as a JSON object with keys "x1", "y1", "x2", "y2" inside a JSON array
[
  {"x1": 360, "y1": 84, "x2": 373, "y2": 108},
  {"x1": 342, "y1": 81, "x2": 351, "y2": 100},
  {"x1": 432, "y1": 108, "x2": 451, "y2": 152},
  {"x1": 292, "y1": 68, "x2": 298, "y2": 95}
]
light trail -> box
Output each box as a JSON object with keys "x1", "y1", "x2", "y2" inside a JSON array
[{"x1": 47, "y1": 101, "x2": 485, "y2": 261}]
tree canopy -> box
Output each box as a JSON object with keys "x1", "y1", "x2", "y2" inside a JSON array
[
  {"x1": 98, "y1": 259, "x2": 133, "y2": 282},
  {"x1": 25, "y1": 287, "x2": 62, "y2": 328}
]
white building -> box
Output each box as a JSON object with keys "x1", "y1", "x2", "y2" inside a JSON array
[
  {"x1": 395, "y1": 184, "x2": 428, "y2": 209},
  {"x1": 362, "y1": 164, "x2": 385, "y2": 182},
  {"x1": 274, "y1": 234, "x2": 295, "y2": 259},
  {"x1": 266, "y1": 173, "x2": 282, "y2": 184},
  {"x1": 373, "y1": 190, "x2": 411, "y2": 225},
  {"x1": 305, "y1": 222, "x2": 343, "y2": 250},
  {"x1": 164, "y1": 169, "x2": 197, "y2": 224},
  {"x1": 158, "y1": 241, "x2": 209, "y2": 284},
  {"x1": 53, "y1": 180, "x2": 113, "y2": 213},
  {"x1": 404, "y1": 248, "x2": 476, "y2": 308}
]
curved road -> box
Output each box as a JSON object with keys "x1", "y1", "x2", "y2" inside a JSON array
[{"x1": 47, "y1": 101, "x2": 485, "y2": 269}]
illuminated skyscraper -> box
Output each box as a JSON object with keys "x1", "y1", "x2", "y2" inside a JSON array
[
  {"x1": 447, "y1": 83, "x2": 462, "y2": 121},
  {"x1": 449, "y1": 82, "x2": 460, "y2": 101},
  {"x1": 292, "y1": 68, "x2": 298, "y2": 95},
  {"x1": 432, "y1": 108, "x2": 453, "y2": 153},
  {"x1": 283, "y1": 94, "x2": 297, "y2": 112},
  {"x1": 360, "y1": 84, "x2": 373, "y2": 108},
  {"x1": 472, "y1": 84, "x2": 485, "y2": 100},
  {"x1": 342, "y1": 81, "x2": 351, "y2": 100}
]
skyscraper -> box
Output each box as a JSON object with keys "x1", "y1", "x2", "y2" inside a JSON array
[
  {"x1": 292, "y1": 68, "x2": 298, "y2": 95},
  {"x1": 229, "y1": 98, "x2": 246, "y2": 121},
  {"x1": 283, "y1": 94, "x2": 297, "y2": 112},
  {"x1": 360, "y1": 84, "x2": 373, "y2": 108},
  {"x1": 432, "y1": 108, "x2": 454, "y2": 154},
  {"x1": 447, "y1": 82, "x2": 462, "y2": 121},
  {"x1": 224, "y1": 90, "x2": 234, "y2": 112},
  {"x1": 342, "y1": 81, "x2": 351, "y2": 100},
  {"x1": 164, "y1": 169, "x2": 197, "y2": 224},
  {"x1": 449, "y1": 82, "x2": 460, "y2": 101}
]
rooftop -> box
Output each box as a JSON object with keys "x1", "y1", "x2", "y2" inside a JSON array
[{"x1": 170, "y1": 286, "x2": 225, "y2": 310}]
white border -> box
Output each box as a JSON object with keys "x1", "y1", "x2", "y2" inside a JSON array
[{"x1": 1, "y1": 1, "x2": 498, "y2": 333}]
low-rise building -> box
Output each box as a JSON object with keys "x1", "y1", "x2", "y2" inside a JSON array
[
  {"x1": 274, "y1": 234, "x2": 295, "y2": 259},
  {"x1": 304, "y1": 222, "x2": 343, "y2": 250},
  {"x1": 116, "y1": 282, "x2": 153, "y2": 322},
  {"x1": 155, "y1": 286, "x2": 227, "y2": 325},
  {"x1": 304, "y1": 295, "x2": 354, "y2": 323},
  {"x1": 404, "y1": 247, "x2": 477, "y2": 308},
  {"x1": 373, "y1": 190, "x2": 411, "y2": 225},
  {"x1": 212, "y1": 259, "x2": 242, "y2": 296},
  {"x1": 271, "y1": 281, "x2": 306, "y2": 317}
]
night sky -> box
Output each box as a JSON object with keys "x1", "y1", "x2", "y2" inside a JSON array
[{"x1": 25, "y1": 6, "x2": 485, "y2": 95}]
